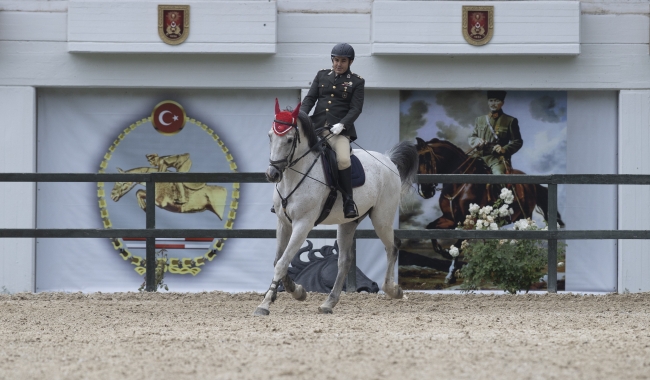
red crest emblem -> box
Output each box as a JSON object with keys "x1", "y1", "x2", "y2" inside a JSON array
[
  {"x1": 158, "y1": 5, "x2": 190, "y2": 45},
  {"x1": 462, "y1": 6, "x2": 494, "y2": 46},
  {"x1": 273, "y1": 99, "x2": 301, "y2": 136}
]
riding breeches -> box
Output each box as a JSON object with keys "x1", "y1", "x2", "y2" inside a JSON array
[
  {"x1": 321, "y1": 131, "x2": 352, "y2": 170},
  {"x1": 482, "y1": 155, "x2": 508, "y2": 175}
]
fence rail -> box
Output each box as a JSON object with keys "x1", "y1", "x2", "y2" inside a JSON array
[{"x1": 1, "y1": 172, "x2": 648, "y2": 293}]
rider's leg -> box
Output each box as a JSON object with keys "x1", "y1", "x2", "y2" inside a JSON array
[
  {"x1": 486, "y1": 156, "x2": 508, "y2": 198},
  {"x1": 329, "y1": 135, "x2": 358, "y2": 218},
  {"x1": 175, "y1": 183, "x2": 187, "y2": 204}
]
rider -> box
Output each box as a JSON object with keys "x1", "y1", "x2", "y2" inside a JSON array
[
  {"x1": 300, "y1": 43, "x2": 365, "y2": 219},
  {"x1": 468, "y1": 91, "x2": 523, "y2": 175},
  {"x1": 146, "y1": 153, "x2": 192, "y2": 204}
]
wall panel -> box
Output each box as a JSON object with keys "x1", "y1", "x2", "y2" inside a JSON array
[{"x1": 0, "y1": 86, "x2": 36, "y2": 294}]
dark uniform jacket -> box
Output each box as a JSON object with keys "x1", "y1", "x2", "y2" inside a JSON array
[
  {"x1": 300, "y1": 68, "x2": 365, "y2": 141},
  {"x1": 468, "y1": 110, "x2": 523, "y2": 159}
]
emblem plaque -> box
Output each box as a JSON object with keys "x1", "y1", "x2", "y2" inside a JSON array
[
  {"x1": 462, "y1": 6, "x2": 494, "y2": 46},
  {"x1": 158, "y1": 5, "x2": 190, "y2": 45}
]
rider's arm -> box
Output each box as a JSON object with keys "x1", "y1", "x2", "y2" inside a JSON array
[
  {"x1": 468, "y1": 121, "x2": 484, "y2": 148},
  {"x1": 339, "y1": 77, "x2": 364, "y2": 127},
  {"x1": 502, "y1": 118, "x2": 523, "y2": 155},
  {"x1": 299, "y1": 73, "x2": 320, "y2": 115}
]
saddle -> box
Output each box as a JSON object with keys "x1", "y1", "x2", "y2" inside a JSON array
[
  {"x1": 313, "y1": 145, "x2": 365, "y2": 226},
  {"x1": 321, "y1": 146, "x2": 365, "y2": 189}
]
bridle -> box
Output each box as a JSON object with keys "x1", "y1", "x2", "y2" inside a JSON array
[
  {"x1": 417, "y1": 144, "x2": 439, "y2": 198},
  {"x1": 268, "y1": 119, "x2": 302, "y2": 174}
]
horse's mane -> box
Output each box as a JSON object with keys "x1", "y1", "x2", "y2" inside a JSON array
[
  {"x1": 430, "y1": 138, "x2": 467, "y2": 159},
  {"x1": 295, "y1": 109, "x2": 318, "y2": 148}
]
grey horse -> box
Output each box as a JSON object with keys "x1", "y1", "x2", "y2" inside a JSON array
[{"x1": 255, "y1": 99, "x2": 417, "y2": 315}]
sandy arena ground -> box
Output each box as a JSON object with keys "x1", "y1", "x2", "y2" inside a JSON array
[{"x1": 1, "y1": 291, "x2": 649, "y2": 380}]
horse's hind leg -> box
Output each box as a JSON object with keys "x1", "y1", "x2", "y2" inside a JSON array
[
  {"x1": 318, "y1": 222, "x2": 357, "y2": 314},
  {"x1": 371, "y1": 210, "x2": 403, "y2": 299}
]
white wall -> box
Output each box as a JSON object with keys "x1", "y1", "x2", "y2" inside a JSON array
[
  {"x1": 566, "y1": 91, "x2": 618, "y2": 292},
  {"x1": 0, "y1": 86, "x2": 36, "y2": 293},
  {"x1": 0, "y1": 2, "x2": 648, "y2": 89},
  {"x1": 618, "y1": 90, "x2": 650, "y2": 293}
]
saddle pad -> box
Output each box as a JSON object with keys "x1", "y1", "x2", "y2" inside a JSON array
[{"x1": 322, "y1": 153, "x2": 365, "y2": 188}]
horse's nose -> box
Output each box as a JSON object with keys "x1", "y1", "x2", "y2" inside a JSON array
[{"x1": 265, "y1": 166, "x2": 281, "y2": 183}]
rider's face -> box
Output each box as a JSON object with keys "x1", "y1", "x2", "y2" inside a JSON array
[
  {"x1": 331, "y1": 56, "x2": 351, "y2": 75},
  {"x1": 488, "y1": 98, "x2": 504, "y2": 112}
]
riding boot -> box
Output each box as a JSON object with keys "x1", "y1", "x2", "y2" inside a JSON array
[{"x1": 338, "y1": 167, "x2": 358, "y2": 219}]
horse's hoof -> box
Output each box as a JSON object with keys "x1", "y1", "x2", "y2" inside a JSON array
[
  {"x1": 395, "y1": 287, "x2": 404, "y2": 299},
  {"x1": 318, "y1": 306, "x2": 333, "y2": 314},
  {"x1": 253, "y1": 307, "x2": 270, "y2": 316},
  {"x1": 292, "y1": 285, "x2": 307, "y2": 301}
]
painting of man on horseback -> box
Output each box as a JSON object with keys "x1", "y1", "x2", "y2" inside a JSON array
[{"x1": 399, "y1": 90, "x2": 568, "y2": 289}]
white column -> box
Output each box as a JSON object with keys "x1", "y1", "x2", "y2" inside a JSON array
[
  {"x1": 618, "y1": 90, "x2": 650, "y2": 293},
  {"x1": 0, "y1": 86, "x2": 36, "y2": 293}
]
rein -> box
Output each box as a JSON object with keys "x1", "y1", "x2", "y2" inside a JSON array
[
  {"x1": 272, "y1": 127, "x2": 336, "y2": 223},
  {"x1": 418, "y1": 143, "x2": 480, "y2": 221}
]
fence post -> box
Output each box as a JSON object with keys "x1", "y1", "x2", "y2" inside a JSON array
[
  {"x1": 346, "y1": 238, "x2": 357, "y2": 293},
  {"x1": 547, "y1": 182, "x2": 558, "y2": 293},
  {"x1": 145, "y1": 176, "x2": 156, "y2": 292}
]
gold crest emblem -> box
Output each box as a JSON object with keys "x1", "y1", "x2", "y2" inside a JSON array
[
  {"x1": 158, "y1": 5, "x2": 190, "y2": 45},
  {"x1": 462, "y1": 6, "x2": 494, "y2": 46}
]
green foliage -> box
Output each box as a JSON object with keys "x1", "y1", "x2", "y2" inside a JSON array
[
  {"x1": 138, "y1": 249, "x2": 170, "y2": 292},
  {"x1": 460, "y1": 236, "x2": 551, "y2": 294},
  {"x1": 455, "y1": 188, "x2": 566, "y2": 294}
]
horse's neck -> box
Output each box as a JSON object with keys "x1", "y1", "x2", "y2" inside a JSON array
[
  {"x1": 277, "y1": 143, "x2": 321, "y2": 191},
  {"x1": 438, "y1": 147, "x2": 468, "y2": 174}
]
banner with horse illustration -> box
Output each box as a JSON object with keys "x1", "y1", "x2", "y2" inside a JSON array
[
  {"x1": 35, "y1": 88, "x2": 398, "y2": 293},
  {"x1": 399, "y1": 90, "x2": 567, "y2": 291}
]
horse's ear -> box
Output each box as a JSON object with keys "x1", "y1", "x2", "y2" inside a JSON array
[
  {"x1": 275, "y1": 98, "x2": 280, "y2": 114},
  {"x1": 291, "y1": 102, "x2": 301, "y2": 119},
  {"x1": 117, "y1": 168, "x2": 124, "y2": 173},
  {"x1": 415, "y1": 137, "x2": 426, "y2": 148}
]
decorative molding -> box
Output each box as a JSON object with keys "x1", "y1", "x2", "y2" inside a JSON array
[
  {"x1": 67, "y1": 0, "x2": 277, "y2": 54},
  {"x1": 372, "y1": 1, "x2": 581, "y2": 56}
]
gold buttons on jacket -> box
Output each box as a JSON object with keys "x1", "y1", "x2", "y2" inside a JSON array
[
  {"x1": 326, "y1": 109, "x2": 329, "y2": 112},
  {"x1": 330, "y1": 94, "x2": 334, "y2": 97},
  {"x1": 328, "y1": 101, "x2": 331, "y2": 104},
  {"x1": 333, "y1": 86, "x2": 336, "y2": 89}
]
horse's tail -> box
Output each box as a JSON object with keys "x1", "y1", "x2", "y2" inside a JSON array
[
  {"x1": 388, "y1": 140, "x2": 418, "y2": 194},
  {"x1": 534, "y1": 184, "x2": 565, "y2": 227}
]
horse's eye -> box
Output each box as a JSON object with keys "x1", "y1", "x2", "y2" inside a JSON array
[{"x1": 287, "y1": 138, "x2": 294, "y2": 144}]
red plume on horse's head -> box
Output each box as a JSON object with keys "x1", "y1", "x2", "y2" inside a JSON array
[{"x1": 273, "y1": 99, "x2": 302, "y2": 136}]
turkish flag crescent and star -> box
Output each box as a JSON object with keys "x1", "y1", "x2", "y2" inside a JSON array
[{"x1": 152, "y1": 101, "x2": 186, "y2": 135}]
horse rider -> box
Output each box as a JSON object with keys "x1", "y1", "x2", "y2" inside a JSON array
[
  {"x1": 146, "y1": 153, "x2": 192, "y2": 204},
  {"x1": 300, "y1": 43, "x2": 365, "y2": 219},
  {"x1": 468, "y1": 91, "x2": 523, "y2": 176}
]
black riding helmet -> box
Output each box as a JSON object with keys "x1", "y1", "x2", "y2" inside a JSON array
[{"x1": 331, "y1": 43, "x2": 355, "y2": 61}]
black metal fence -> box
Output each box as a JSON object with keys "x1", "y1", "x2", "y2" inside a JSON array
[{"x1": 2, "y1": 172, "x2": 649, "y2": 293}]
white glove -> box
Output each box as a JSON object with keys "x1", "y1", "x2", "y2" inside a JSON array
[{"x1": 330, "y1": 123, "x2": 345, "y2": 135}]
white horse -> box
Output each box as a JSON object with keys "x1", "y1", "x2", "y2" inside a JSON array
[{"x1": 254, "y1": 100, "x2": 418, "y2": 315}]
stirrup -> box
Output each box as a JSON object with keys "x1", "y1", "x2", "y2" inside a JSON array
[
  {"x1": 270, "y1": 205, "x2": 276, "y2": 214},
  {"x1": 344, "y1": 199, "x2": 359, "y2": 218}
]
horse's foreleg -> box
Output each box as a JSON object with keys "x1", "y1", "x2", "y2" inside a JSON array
[
  {"x1": 253, "y1": 221, "x2": 312, "y2": 316},
  {"x1": 425, "y1": 217, "x2": 457, "y2": 256},
  {"x1": 318, "y1": 222, "x2": 358, "y2": 314},
  {"x1": 272, "y1": 220, "x2": 306, "y2": 302},
  {"x1": 136, "y1": 190, "x2": 147, "y2": 211}
]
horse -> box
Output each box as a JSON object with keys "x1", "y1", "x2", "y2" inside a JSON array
[
  {"x1": 415, "y1": 137, "x2": 564, "y2": 259},
  {"x1": 254, "y1": 99, "x2": 418, "y2": 316},
  {"x1": 110, "y1": 166, "x2": 227, "y2": 219}
]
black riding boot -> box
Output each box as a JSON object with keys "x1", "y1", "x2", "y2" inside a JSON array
[{"x1": 339, "y1": 167, "x2": 359, "y2": 219}]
